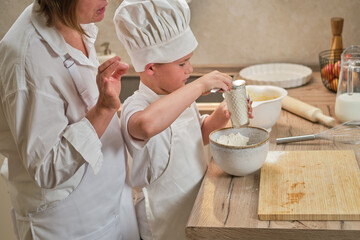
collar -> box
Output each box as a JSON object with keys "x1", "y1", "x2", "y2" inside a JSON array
[
  {"x1": 138, "y1": 81, "x2": 165, "y2": 103},
  {"x1": 30, "y1": 1, "x2": 98, "y2": 66}
]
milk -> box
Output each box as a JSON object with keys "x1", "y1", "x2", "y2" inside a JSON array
[{"x1": 335, "y1": 93, "x2": 360, "y2": 122}]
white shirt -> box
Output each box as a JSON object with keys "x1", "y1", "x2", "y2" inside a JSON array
[
  {"x1": 121, "y1": 81, "x2": 207, "y2": 188},
  {"x1": 0, "y1": 3, "x2": 103, "y2": 216},
  {"x1": 121, "y1": 82, "x2": 207, "y2": 239}
]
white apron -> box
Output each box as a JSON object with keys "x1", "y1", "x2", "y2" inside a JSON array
[
  {"x1": 142, "y1": 104, "x2": 207, "y2": 240},
  {"x1": 11, "y1": 55, "x2": 139, "y2": 240}
]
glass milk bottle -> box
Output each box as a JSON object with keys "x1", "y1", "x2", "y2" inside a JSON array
[{"x1": 335, "y1": 45, "x2": 360, "y2": 122}]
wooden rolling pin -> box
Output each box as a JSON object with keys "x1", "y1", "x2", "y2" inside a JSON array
[{"x1": 281, "y1": 96, "x2": 336, "y2": 127}]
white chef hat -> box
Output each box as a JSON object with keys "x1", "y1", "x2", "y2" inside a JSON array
[{"x1": 113, "y1": 0, "x2": 198, "y2": 72}]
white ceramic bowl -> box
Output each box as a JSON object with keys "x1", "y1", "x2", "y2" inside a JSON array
[
  {"x1": 209, "y1": 127, "x2": 269, "y2": 176},
  {"x1": 246, "y1": 85, "x2": 288, "y2": 131}
]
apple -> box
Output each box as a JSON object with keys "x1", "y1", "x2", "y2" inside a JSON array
[
  {"x1": 330, "y1": 78, "x2": 338, "y2": 92},
  {"x1": 333, "y1": 61, "x2": 341, "y2": 78},
  {"x1": 321, "y1": 63, "x2": 334, "y2": 82},
  {"x1": 344, "y1": 54, "x2": 352, "y2": 59}
]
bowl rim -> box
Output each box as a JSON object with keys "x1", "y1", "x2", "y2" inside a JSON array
[
  {"x1": 222, "y1": 85, "x2": 288, "y2": 106},
  {"x1": 209, "y1": 126, "x2": 270, "y2": 149},
  {"x1": 246, "y1": 85, "x2": 288, "y2": 104}
]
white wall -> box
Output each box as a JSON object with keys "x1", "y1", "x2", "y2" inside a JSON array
[
  {"x1": 1, "y1": 0, "x2": 359, "y2": 69},
  {"x1": 94, "y1": 0, "x2": 360, "y2": 68}
]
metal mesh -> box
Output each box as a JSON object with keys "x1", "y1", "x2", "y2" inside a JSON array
[{"x1": 318, "y1": 121, "x2": 360, "y2": 144}]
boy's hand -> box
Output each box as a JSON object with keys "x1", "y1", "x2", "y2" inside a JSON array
[
  {"x1": 197, "y1": 71, "x2": 232, "y2": 95},
  {"x1": 215, "y1": 100, "x2": 231, "y2": 123},
  {"x1": 247, "y1": 96, "x2": 253, "y2": 119},
  {"x1": 219, "y1": 97, "x2": 253, "y2": 123}
]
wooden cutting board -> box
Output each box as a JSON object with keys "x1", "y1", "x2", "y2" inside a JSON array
[{"x1": 258, "y1": 150, "x2": 360, "y2": 221}]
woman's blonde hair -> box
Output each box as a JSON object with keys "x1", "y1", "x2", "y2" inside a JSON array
[{"x1": 37, "y1": 0, "x2": 86, "y2": 35}]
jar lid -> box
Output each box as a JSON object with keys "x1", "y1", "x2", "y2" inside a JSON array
[{"x1": 232, "y1": 79, "x2": 246, "y2": 89}]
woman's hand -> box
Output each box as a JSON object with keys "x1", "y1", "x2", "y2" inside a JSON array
[
  {"x1": 86, "y1": 56, "x2": 129, "y2": 138},
  {"x1": 96, "y1": 56, "x2": 129, "y2": 112}
]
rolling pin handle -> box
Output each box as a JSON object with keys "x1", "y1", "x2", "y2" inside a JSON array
[
  {"x1": 282, "y1": 96, "x2": 336, "y2": 128},
  {"x1": 315, "y1": 113, "x2": 336, "y2": 128}
]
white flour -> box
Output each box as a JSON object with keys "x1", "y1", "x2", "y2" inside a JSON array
[{"x1": 216, "y1": 132, "x2": 249, "y2": 146}]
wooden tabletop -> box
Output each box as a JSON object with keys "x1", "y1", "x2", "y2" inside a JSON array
[{"x1": 186, "y1": 72, "x2": 360, "y2": 240}]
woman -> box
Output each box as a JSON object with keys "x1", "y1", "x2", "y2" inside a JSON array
[{"x1": 0, "y1": 0, "x2": 139, "y2": 239}]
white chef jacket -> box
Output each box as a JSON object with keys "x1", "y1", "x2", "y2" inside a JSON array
[
  {"x1": 121, "y1": 81, "x2": 208, "y2": 238},
  {"x1": 121, "y1": 82, "x2": 207, "y2": 187},
  {"x1": 0, "y1": 2, "x2": 138, "y2": 240}
]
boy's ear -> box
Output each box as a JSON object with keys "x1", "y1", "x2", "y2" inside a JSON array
[{"x1": 144, "y1": 63, "x2": 155, "y2": 76}]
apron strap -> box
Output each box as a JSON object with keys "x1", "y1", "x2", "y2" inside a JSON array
[
  {"x1": 61, "y1": 54, "x2": 94, "y2": 111},
  {"x1": 11, "y1": 208, "x2": 25, "y2": 240}
]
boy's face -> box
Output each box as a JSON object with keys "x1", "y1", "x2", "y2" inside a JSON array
[{"x1": 152, "y1": 52, "x2": 193, "y2": 94}]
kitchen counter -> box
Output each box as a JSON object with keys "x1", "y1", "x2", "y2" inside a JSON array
[{"x1": 186, "y1": 72, "x2": 360, "y2": 240}]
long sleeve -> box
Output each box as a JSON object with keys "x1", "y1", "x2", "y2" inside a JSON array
[
  {"x1": 0, "y1": 12, "x2": 103, "y2": 188},
  {"x1": 2, "y1": 86, "x2": 103, "y2": 189}
]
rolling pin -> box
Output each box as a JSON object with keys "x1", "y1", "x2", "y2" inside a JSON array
[{"x1": 281, "y1": 96, "x2": 336, "y2": 127}]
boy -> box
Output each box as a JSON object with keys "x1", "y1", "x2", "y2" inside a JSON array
[{"x1": 114, "y1": 0, "x2": 251, "y2": 239}]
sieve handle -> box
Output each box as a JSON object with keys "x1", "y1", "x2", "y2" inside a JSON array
[{"x1": 276, "y1": 134, "x2": 316, "y2": 144}]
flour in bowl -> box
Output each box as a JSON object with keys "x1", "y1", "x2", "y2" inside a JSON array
[{"x1": 216, "y1": 132, "x2": 249, "y2": 146}]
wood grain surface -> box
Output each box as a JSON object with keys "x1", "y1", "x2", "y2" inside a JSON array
[
  {"x1": 258, "y1": 150, "x2": 360, "y2": 221},
  {"x1": 186, "y1": 72, "x2": 360, "y2": 240}
]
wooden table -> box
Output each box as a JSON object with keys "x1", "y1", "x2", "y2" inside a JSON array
[{"x1": 186, "y1": 72, "x2": 360, "y2": 240}]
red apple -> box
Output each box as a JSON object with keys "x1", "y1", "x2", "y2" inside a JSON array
[
  {"x1": 321, "y1": 63, "x2": 334, "y2": 82},
  {"x1": 333, "y1": 61, "x2": 341, "y2": 78}
]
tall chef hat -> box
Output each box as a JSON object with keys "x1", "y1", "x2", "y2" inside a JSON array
[{"x1": 113, "y1": 0, "x2": 198, "y2": 72}]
